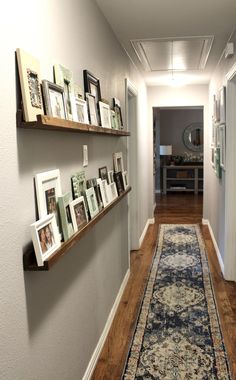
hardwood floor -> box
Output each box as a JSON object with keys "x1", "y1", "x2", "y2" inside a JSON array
[{"x1": 91, "y1": 193, "x2": 236, "y2": 380}]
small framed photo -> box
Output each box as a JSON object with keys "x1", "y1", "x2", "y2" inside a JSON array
[
  {"x1": 219, "y1": 124, "x2": 226, "y2": 170},
  {"x1": 70, "y1": 196, "x2": 88, "y2": 232},
  {"x1": 211, "y1": 145, "x2": 215, "y2": 168},
  {"x1": 99, "y1": 101, "x2": 111, "y2": 128},
  {"x1": 71, "y1": 171, "x2": 87, "y2": 199},
  {"x1": 74, "y1": 84, "x2": 84, "y2": 100},
  {"x1": 113, "y1": 152, "x2": 124, "y2": 173},
  {"x1": 113, "y1": 97, "x2": 123, "y2": 129},
  {"x1": 58, "y1": 192, "x2": 74, "y2": 241},
  {"x1": 30, "y1": 214, "x2": 61, "y2": 266},
  {"x1": 110, "y1": 110, "x2": 119, "y2": 130},
  {"x1": 85, "y1": 187, "x2": 99, "y2": 218},
  {"x1": 87, "y1": 178, "x2": 103, "y2": 211},
  {"x1": 75, "y1": 98, "x2": 89, "y2": 124},
  {"x1": 16, "y1": 48, "x2": 44, "y2": 121},
  {"x1": 54, "y1": 64, "x2": 77, "y2": 121},
  {"x1": 108, "y1": 170, "x2": 114, "y2": 184},
  {"x1": 42, "y1": 80, "x2": 67, "y2": 119},
  {"x1": 97, "y1": 178, "x2": 110, "y2": 207},
  {"x1": 110, "y1": 182, "x2": 118, "y2": 200},
  {"x1": 219, "y1": 86, "x2": 226, "y2": 124},
  {"x1": 122, "y1": 171, "x2": 129, "y2": 190},
  {"x1": 113, "y1": 172, "x2": 124, "y2": 195},
  {"x1": 86, "y1": 93, "x2": 99, "y2": 126},
  {"x1": 35, "y1": 169, "x2": 62, "y2": 234},
  {"x1": 83, "y1": 70, "x2": 101, "y2": 105},
  {"x1": 99, "y1": 166, "x2": 109, "y2": 183}
]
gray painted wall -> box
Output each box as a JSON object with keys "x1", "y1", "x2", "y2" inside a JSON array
[{"x1": 0, "y1": 1, "x2": 152, "y2": 379}]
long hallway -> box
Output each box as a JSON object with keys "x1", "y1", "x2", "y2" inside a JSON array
[{"x1": 92, "y1": 194, "x2": 236, "y2": 379}]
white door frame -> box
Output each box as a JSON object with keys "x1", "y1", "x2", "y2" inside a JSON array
[
  {"x1": 224, "y1": 63, "x2": 236, "y2": 281},
  {"x1": 125, "y1": 78, "x2": 139, "y2": 257}
]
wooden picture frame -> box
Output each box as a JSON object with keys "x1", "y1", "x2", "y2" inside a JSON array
[
  {"x1": 83, "y1": 70, "x2": 101, "y2": 104},
  {"x1": 70, "y1": 196, "x2": 88, "y2": 232},
  {"x1": 30, "y1": 214, "x2": 61, "y2": 266},
  {"x1": 42, "y1": 80, "x2": 67, "y2": 119},
  {"x1": 86, "y1": 93, "x2": 99, "y2": 126},
  {"x1": 54, "y1": 64, "x2": 77, "y2": 121},
  {"x1": 99, "y1": 101, "x2": 111, "y2": 128},
  {"x1": 58, "y1": 192, "x2": 74, "y2": 241},
  {"x1": 16, "y1": 48, "x2": 44, "y2": 121},
  {"x1": 75, "y1": 98, "x2": 89, "y2": 124}
]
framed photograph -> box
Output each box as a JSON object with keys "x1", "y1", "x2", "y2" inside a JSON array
[
  {"x1": 75, "y1": 98, "x2": 89, "y2": 124},
  {"x1": 30, "y1": 214, "x2": 61, "y2": 266},
  {"x1": 108, "y1": 170, "x2": 114, "y2": 184},
  {"x1": 97, "y1": 178, "x2": 110, "y2": 207},
  {"x1": 85, "y1": 187, "x2": 99, "y2": 218},
  {"x1": 110, "y1": 110, "x2": 119, "y2": 130},
  {"x1": 83, "y1": 70, "x2": 101, "y2": 104},
  {"x1": 219, "y1": 124, "x2": 226, "y2": 170},
  {"x1": 122, "y1": 171, "x2": 129, "y2": 190},
  {"x1": 86, "y1": 93, "x2": 99, "y2": 126},
  {"x1": 58, "y1": 192, "x2": 74, "y2": 241},
  {"x1": 113, "y1": 152, "x2": 125, "y2": 173},
  {"x1": 70, "y1": 196, "x2": 88, "y2": 232},
  {"x1": 74, "y1": 84, "x2": 84, "y2": 100},
  {"x1": 71, "y1": 171, "x2": 87, "y2": 199},
  {"x1": 42, "y1": 80, "x2": 66, "y2": 119},
  {"x1": 215, "y1": 147, "x2": 221, "y2": 178},
  {"x1": 99, "y1": 166, "x2": 109, "y2": 183},
  {"x1": 211, "y1": 145, "x2": 215, "y2": 168},
  {"x1": 16, "y1": 48, "x2": 44, "y2": 122},
  {"x1": 35, "y1": 169, "x2": 62, "y2": 235},
  {"x1": 99, "y1": 101, "x2": 111, "y2": 128},
  {"x1": 113, "y1": 172, "x2": 124, "y2": 195},
  {"x1": 87, "y1": 178, "x2": 103, "y2": 211},
  {"x1": 219, "y1": 86, "x2": 226, "y2": 124},
  {"x1": 110, "y1": 182, "x2": 118, "y2": 200},
  {"x1": 54, "y1": 64, "x2": 77, "y2": 121},
  {"x1": 215, "y1": 123, "x2": 220, "y2": 147},
  {"x1": 113, "y1": 97, "x2": 123, "y2": 129}
]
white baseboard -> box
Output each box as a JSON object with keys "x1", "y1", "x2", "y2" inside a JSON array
[
  {"x1": 202, "y1": 218, "x2": 225, "y2": 275},
  {"x1": 82, "y1": 269, "x2": 130, "y2": 380},
  {"x1": 139, "y1": 218, "x2": 155, "y2": 247}
]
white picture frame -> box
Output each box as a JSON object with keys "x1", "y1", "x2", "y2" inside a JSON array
[
  {"x1": 110, "y1": 182, "x2": 118, "y2": 200},
  {"x1": 108, "y1": 170, "x2": 114, "y2": 184},
  {"x1": 85, "y1": 187, "x2": 99, "y2": 218},
  {"x1": 113, "y1": 152, "x2": 125, "y2": 173},
  {"x1": 58, "y1": 192, "x2": 74, "y2": 242},
  {"x1": 54, "y1": 64, "x2": 77, "y2": 121},
  {"x1": 35, "y1": 169, "x2": 62, "y2": 235},
  {"x1": 99, "y1": 101, "x2": 111, "y2": 128},
  {"x1": 219, "y1": 86, "x2": 226, "y2": 124},
  {"x1": 97, "y1": 178, "x2": 110, "y2": 207},
  {"x1": 70, "y1": 196, "x2": 88, "y2": 232},
  {"x1": 122, "y1": 171, "x2": 129, "y2": 190},
  {"x1": 86, "y1": 93, "x2": 99, "y2": 126},
  {"x1": 219, "y1": 124, "x2": 226, "y2": 170},
  {"x1": 110, "y1": 110, "x2": 119, "y2": 130},
  {"x1": 16, "y1": 48, "x2": 44, "y2": 122},
  {"x1": 30, "y1": 214, "x2": 61, "y2": 266},
  {"x1": 75, "y1": 98, "x2": 89, "y2": 124}
]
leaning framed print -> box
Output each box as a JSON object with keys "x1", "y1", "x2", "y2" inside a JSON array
[
  {"x1": 83, "y1": 70, "x2": 101, "y2": 104},
  {"x1": 109, "y1": 182, "x2": 118, "y2": 201},
  {"x1": 113, "y1": 97, "x2": 123, "y2": 129},
  {"x1": 35, "y1": 169, "x2": 62, "y2": 235},
  {"x1": 16, "y1": 48, "x2": 44, "y2": 121},
  {"x1": 113, "y1": 172, "x2": 124, "y2": 195},
  {"x1": 54, "y1": 64, "x2": 77, "y2": 121},
  {"x1": 99, "y1": 101, "x2": 111, "y2": 128},
  {"x1": 42, "y1": 80, "x2": 67, "y2": 119},
  {"x1": 110, "y1": 110, "x2": 119, "y2": 130},
  {"x1": 71, "y1": 171, "x2": 87, "y2": 199},
  {"x1": 85, "y1": 187, "x2": 99, "y2": 219},
  {"x1": 70, "y1": 196, "x2": 88, "y2": 232},
  {"x1": 122, "y1": 171, "x2": 129, "y2": 190},
  {"x1": 30, "y1": 214, "x2": 61, "y2": 266},
  {"x1": 86, "y1": 93, "x2": 99, "y2": 126},
  {"x1": 219, "y1": 124, "x2": 226, "y2": 170},
  {"x1": 97, "y1": 178, "x2": 110, "y2": 207},
  {"x1": 87, "y1": 178, "x2": 103, "y2": 211},
  {"x1": 113, "y1": 152, "x2": 125, "y2": 173},
  {"x1": 99, "y1": 166, "x2": 109, "y2": 183},
  {"x1": 219, "y1": 86, "x2": 226, "y2": 124},
  {"x1": 75, "y1": 98, "x2": 89, "y2": 124},
  {"x1": 58, "y1": 192, "x2": 74, "y2": 241}
]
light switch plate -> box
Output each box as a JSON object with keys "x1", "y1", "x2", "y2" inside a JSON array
[{"x1": 83, "y1": 145, "x2": 88, "y2": 167}]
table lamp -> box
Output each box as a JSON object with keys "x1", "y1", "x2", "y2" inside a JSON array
[{"x1": 159, "y1": 145, "x2": 172, "y2": 165}]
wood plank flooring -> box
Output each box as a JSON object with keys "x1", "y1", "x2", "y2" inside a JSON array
[{"x1": 92, "y1": 193, "x2": 236, "y2": 380}]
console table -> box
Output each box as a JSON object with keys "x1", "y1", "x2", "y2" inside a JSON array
[{"x1": 162, "y1": 165, "x2": 203, "y2": 195}]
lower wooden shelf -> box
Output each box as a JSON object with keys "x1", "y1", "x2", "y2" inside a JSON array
[{"x1": 23, "y1": 186, "x2": 131, "y2": 271}]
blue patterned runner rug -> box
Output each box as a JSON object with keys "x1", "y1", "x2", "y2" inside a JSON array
[{"x1": 123, "y1": 224, "x2": 231, "y2": 379}]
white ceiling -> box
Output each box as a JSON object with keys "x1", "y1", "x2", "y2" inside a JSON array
[{"x1": 95, "y1": 0, "x2": 236, "y2": 86}]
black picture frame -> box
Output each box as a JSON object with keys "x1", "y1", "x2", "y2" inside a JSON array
[
  {"x1": 99, "y1": 166, "x2": 109, "y2": 184},
  {"x1": 113, "y1": 172, "x2": 124, "y2": 195},
  {"x1": 83, "y1": 70, "x2": 101, "y2": 104}
]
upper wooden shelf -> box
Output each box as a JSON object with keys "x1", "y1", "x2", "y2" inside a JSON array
[
  {"x1": 23, "y1": 186, "x2": 131, "y2": 271},
  {"x1": 17, "y1": 111, "x2": 130, "y2": 137}
]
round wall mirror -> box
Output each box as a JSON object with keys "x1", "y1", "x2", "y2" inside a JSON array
[{"x1": 183, "y1": 122, "x2": 203, "y2": 152}]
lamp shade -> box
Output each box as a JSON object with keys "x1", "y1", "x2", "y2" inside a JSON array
[{"x1": 159, "y1": 145, "x2": 172, "y2": 155}]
